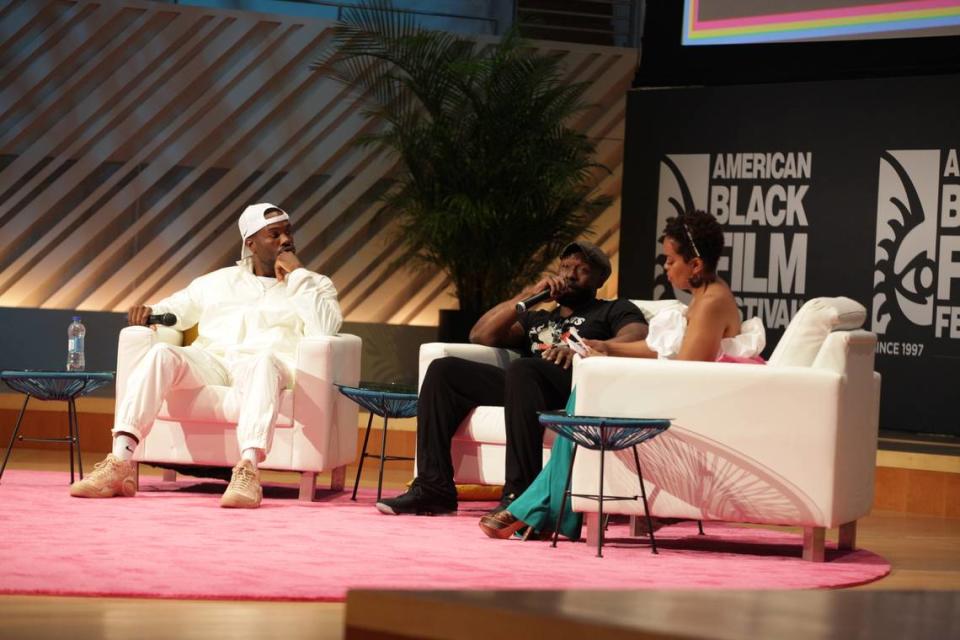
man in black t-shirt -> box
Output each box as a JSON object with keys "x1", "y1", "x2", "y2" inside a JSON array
[{"x1": 376, "y1": 241, "x2": 648, "y2": 516}]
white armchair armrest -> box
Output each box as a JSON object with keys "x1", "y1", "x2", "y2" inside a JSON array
[
  {"x1": 116, "y1": 326, "x2": 183, "y2": 404},
  {"x1": 295, "y1": 334, "x2": 362, "y2": 386},
  {"x1": 572, "y1": 356, "x2": 842, "y2": 425},
  {"x1": 418, "y1": 343, "x2": 522, "y2": 390},
  {"x1": 290, "y1": 334, "x2": 362, "y2": 469}
]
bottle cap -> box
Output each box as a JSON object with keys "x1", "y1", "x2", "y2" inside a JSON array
[{"x1": 72, "y1": 316, "x2": 81, "y2": 321}]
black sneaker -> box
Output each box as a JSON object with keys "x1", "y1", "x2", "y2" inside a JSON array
[{"x1": 375, "y1": 485, "x2": 457, "y2": 516}]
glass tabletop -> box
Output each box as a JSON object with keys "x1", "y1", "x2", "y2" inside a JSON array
[
  {"x1": 1, "y1": 370, "x2": 115, "y2": 380},
  {"x1": 336, "y1": 381, "x2": 418, "y2": 418},
  {"x1": 340, "y1": 381, "x2": 417, "y2": 395},
  {"x1": 538, "y1": 410, "x2": 671, "y2": 451},
  {"x1": 0, "y1": 370, "x2": 115, "y2": 401}
]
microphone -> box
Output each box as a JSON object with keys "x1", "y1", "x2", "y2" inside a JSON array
[
  {"x1": 146, "y1": 313, "x2": 177, "y2": 327},
  {"x1": 515, "y1": 289, "x2": 551, "y2": 313}
]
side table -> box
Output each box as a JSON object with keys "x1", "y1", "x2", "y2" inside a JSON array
[
  {"x1": 538, "y1": 411, "x2": 670, "y2": 557},
  {"x1": 0, "y1": 370, "x2": 115, "y2": 484},
  {"x1": 336, "y1": 382, "x2": 417, "y2": 501}
]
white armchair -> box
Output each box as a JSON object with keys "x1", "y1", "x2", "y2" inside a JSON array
[
  {"x1": 117, "y1": 326, "x2": 362, "y2": 500},
  {"x1": 417, "y1": 343, "x2": 556, "y2": 485},
  {"x1": 568, "y1": 297, "x2": 881, "y2": 561}
]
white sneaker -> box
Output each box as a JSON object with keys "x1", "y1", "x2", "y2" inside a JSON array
[
  {"x1": 220, "y1": 460, "x2": 262, "y2": 509},
  {"x1": 69, "y1": 454, "x2": 137, "y2": 498}
]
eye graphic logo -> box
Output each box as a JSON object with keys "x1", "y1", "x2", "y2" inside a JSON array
[
  {"x1": 654, "y1": 154, "x2": 709, "y2": 299},
  {"x1": 872, "y1": 150, "x2": 939, "y2": 334}
]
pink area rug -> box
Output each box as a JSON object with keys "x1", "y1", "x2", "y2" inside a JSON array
[{"x1": 0, "y1": 470, "x2": 889, "y2": 601}]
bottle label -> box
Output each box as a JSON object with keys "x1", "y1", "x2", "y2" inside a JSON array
[{"x1": 69, "y1": 337, "x2": 84, "y2": 353}]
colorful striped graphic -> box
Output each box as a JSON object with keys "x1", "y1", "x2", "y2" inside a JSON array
[{"x1": 683, "y1": 0, "x2": 960, "y2": 45}]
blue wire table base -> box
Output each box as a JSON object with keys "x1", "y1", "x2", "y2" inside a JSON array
[
  {"x1": 539, "y1": 411, "x2": 671, "y2": 558},
  {"x1": 336, "y1": 383, "x2": 418, "y2": 502},
  {"x1": 1, "y1": 370, "x2": 115, "y2": 485}
]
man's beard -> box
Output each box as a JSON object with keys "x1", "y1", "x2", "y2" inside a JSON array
[{"x1": 556, "y1": 287, "x2": 596, "y2": 308}]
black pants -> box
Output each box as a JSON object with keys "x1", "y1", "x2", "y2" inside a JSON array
[{"x1": 416, "y1": 356, "x2": 572, "y2": 500}]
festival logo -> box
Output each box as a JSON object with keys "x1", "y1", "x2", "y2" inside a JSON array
[{"x1": 873, "y1": 149, "x2": 960, "y2": 354}]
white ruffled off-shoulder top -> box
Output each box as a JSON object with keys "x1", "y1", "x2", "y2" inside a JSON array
[{"x1": 645, "y1": 308, "x2": 766, "y2": 363}]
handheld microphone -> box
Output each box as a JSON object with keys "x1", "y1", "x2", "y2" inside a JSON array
[
  {"x1": 515, "y1": 289, "x2": 551, "y2": 313},
  {"x1": 146, "y1": 313, "x2": 177, "y2": 327}
]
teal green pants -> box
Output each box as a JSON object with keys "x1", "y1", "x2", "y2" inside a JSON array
[{"x1": 507, "y1": 391, "x2": 581, "y2": 540}]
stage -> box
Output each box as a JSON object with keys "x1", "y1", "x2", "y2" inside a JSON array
[{"x1": 0, "y1": 446, "x2": 957, "y2": 640}]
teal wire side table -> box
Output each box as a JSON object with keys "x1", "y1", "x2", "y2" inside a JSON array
[
  {"x1": 0, "y1": 370, "x2": 115, "y2": 484},
  {"x1": 336, "y1": 382, "x2": 417, "y2": 502},
  {"x1": 538, "y1": 411, "x2": 671, "y2": 558}
]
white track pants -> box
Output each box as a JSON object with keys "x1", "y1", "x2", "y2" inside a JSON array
[{"x1": 113, "y1": 343, "x2": 291, "y2": 457}]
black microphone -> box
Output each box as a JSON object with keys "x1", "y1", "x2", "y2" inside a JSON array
[
  {"x1": 146, "y1": 313, "x2": 177, "y2": 327},
  {"x1": 515, "y1": 289, "x2": 551, "y2": 313}
]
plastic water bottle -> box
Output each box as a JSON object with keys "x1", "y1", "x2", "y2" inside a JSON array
[{"x1": 67, "y1": 316, "x2": 86, "y2": 372}]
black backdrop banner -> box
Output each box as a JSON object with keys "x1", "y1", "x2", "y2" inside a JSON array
[{"x1": 619, "y1": 74, "x2": 960, "y2": 437}]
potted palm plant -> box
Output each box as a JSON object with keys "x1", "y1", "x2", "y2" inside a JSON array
[{"x1": 314, "y1": 0, "x2": 611, "y2": 339}]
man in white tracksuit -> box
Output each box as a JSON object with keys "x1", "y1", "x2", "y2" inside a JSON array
[{"x1": 70, "y1": 203, "x2": 342, "y2": 508}]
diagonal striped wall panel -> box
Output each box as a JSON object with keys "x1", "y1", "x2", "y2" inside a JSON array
[{"x1": 0, "y1": 0, "x2": 638, "y2": 325}]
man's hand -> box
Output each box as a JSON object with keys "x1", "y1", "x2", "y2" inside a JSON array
[
  {"x1": 470, "y1": 271, "x2": 566, "y2": 348},
  {"x1": 127, "y1": 305, "x2": 153, "y2": 327},
  {"x1": 581, "y1": 339, "x2": 609, "y2": 356},
  {"x1": 275, "y1": 250, "x2": 303, "y2": 283},
  {"x1": 524, "y1": 273, "x2": 567, "y2": 302},
  {"x1": 541, "y1": 345, "x2": 577, "y2": 369}
]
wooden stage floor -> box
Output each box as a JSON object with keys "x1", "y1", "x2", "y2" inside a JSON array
[{"x1": 1, "y1": 449, "x2": 958, "y2": 640}]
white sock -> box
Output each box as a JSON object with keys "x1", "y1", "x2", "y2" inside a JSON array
[
  {"x1": 112, "y1": 433, "x2": 138, "y2": 461},
  {"x1": 241, "y1": 448, "x2": 259, "y2": 468}
]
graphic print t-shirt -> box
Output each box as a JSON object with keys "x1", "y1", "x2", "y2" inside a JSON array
[{"x1": 518, "y1": 298, "x2": 646, "y2": 356}]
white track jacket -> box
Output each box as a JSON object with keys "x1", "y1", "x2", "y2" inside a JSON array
[{"x1": 149, "y1": 261, "x2": 342, "y2": 371}]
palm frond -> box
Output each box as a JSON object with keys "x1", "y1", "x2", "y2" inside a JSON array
[{"x1": 312, "y1": 1, "x2": 611, "y2": 314}]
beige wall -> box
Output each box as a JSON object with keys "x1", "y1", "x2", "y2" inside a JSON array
[{"x1": 0, "y1": 0, "x2": 636, "y2": 324}]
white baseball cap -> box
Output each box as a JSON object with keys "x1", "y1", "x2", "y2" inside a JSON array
[{"x1": 239, "y1": 203, "x2": 290, "y2": 260}]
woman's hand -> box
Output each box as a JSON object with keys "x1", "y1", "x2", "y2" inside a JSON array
[{"x1": 581, "y1": 339, "x2": 609, "y2": 356}]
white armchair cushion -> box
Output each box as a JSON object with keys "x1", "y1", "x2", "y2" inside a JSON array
[
  {"x1": 768, "y1": 297, "x2": 867, "y2": 367},
  {"x1": 418, "y1": 342, "x2": 520, "y2": 390},
  {"x1": 453, "y1": 407, "x2": 507, "y2": 443},
  {"x1": 451, "y1": 406, "x2": 557, "y2": 446}
]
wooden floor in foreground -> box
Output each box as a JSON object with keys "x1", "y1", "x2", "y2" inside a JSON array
[{"x1": 1, "y1": 449, "x2": 958, "y2": 640}]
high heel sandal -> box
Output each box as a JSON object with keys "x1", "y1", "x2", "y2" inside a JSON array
[
  {"x1": 521, "y1": 525, "x2": 553, "y2": 541},
  {"x1": 479, "y1": 510, "x2": 527, "y2": 539},
  {"x1": 521, "y1": 527, "x2": 554, "y2": 541}
]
